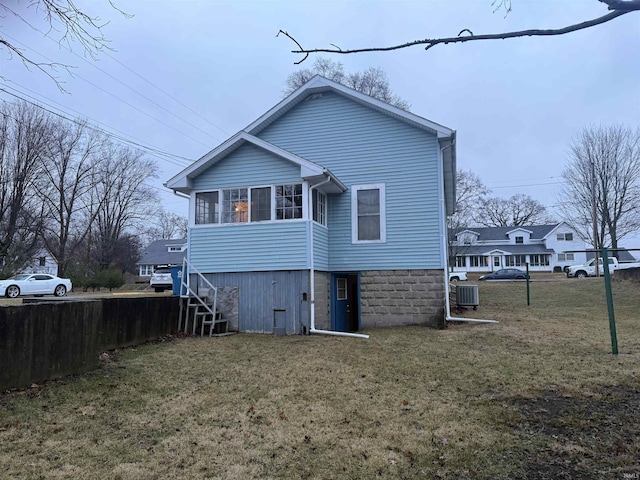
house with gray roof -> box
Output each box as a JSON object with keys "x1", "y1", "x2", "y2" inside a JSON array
[
  {"x1": 450, "y1": 222, "x2": 587, "y2": 273},
  {"x1": 136, "y1": 238, "x2": 187, "y2": 276}
]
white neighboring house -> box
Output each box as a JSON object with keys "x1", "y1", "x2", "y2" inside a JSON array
[
  {"x1": 136, "y1": 238, "x2": 187, "y2": 277},
  {"x1": 19, "y1": 247, "x2": 59, "y2": 276},
  {"x1": 450, "y1": 222, "x2": 587, "y2": 273}
]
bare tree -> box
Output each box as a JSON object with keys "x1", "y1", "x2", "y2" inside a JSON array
[
  {"x1": 91, "y1": 145, "x2": 160, "y2": 269},
  {"x1": 559, "y1": 125, "x2": 640, "y2": 253},
  {"x1": 447, "y1": 169, "x2": 489, "y2": 269},
  {"x1": 0, "y1": 101, "x2": 53, "y2": 275},
  {"x1": 143, "y1": 211, "x2": 188, "y2": 244},
  {"x1": 474, "y1": 193, "x2": 554, "y2": 227},
  {"x1": 0, "y1": 1, "x2": 130, "y2": 89},
  {"x1": 278, "y1": 1, "x2": 640, "y2": 62},
  {"x1": 36, "y1": 120, "x2": 109, "y2": 277},
  {"x1": 284, "y1": 57, "x2": 410, "y2": 109}
]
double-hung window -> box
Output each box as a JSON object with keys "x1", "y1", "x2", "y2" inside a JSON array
[
  {"x1": 352, "y1": 183, "x2": 386, "y2": 243},
  {"x1": 557, "y1": 233, "x2": 573, "y2": 241}
]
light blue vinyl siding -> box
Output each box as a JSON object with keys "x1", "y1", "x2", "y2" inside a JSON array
[
  {"x1": 258, "y1": 92, "x2": 444, "y2": 270},
  {"x1": 312, "y1": 223, "x2": 329, "y2": 271},
  {"x1": 192, "y1": 142, "x2": 302, "y2": 190},
  {"x1": 189, "y1": 223, "x2": 307, "y2": 272}
]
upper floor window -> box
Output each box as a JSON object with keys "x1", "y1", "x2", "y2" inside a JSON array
[
  {"x1": 515, "y1": 236, "x2": 524, "y2": 244},
  {"x1": 352, "y1": 184, "x2": 386, "y2": 243},
  {"x1": 557, "y1": 233, "x2": 573, "y2": 241},
  {"x1": 195, "y1": 184, "x2": 303, "y2": 225},
  {"x1": 39, "y1": 256, "x2": 46, "y2": 266}
]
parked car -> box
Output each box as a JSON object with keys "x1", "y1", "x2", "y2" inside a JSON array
[
  {"x1": 448, "y1": 271, "x2": 468, "y2": 282},
  {"x1": 150, "y1": 266, "x2": 173, "y2": 293},
  {"x1": 0, "y1": 273, "x2": 72, "y2": 298},
  {"x1": 478, "y1": 268, "x2": 528, "y2": 281}
]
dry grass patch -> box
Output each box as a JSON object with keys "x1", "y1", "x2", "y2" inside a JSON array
[{"x1": 1, "y1": 276, "x2": 638, "y2": 479}]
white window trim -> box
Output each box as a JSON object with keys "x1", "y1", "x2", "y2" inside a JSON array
[{"x1": 351, "y1": 183, "x2": 386, "y2": 244}]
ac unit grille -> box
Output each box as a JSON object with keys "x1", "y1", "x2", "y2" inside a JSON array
[{"x1": 456, "y1": 284, "x2": 479, "y2": 307}]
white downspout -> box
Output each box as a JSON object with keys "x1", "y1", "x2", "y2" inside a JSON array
[
  {"x1": 308, "y1": 176, "x2": 369, "y2": 339},
  {"x1": 440, "y1": 141, "x2": 498, "y2": 324}
]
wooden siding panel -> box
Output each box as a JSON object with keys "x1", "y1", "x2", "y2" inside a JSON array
[
  {"x1": 189, "y1": 223, "x2": 308, "y2": 272},
  {"x1": 192, "y1": 142, "x2": 302, "y2": 190},
  {"x1": 259, "y1": 92, "x2": 444, "y2": 270},
  {"x1": 200, "y1": 271, "x2": 309, "y2": 334}
]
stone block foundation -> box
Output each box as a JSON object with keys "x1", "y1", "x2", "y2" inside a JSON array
[{"x1": 359, "y1": 270, "x2": 445, "y2": 329}]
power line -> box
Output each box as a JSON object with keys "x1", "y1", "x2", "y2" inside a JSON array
[
  {"x1": 0, "y1": 85, "x2": 193, "y2": 168},
  {"x1": 2, "y1": 32, "x2": 214, "y2": 149}
]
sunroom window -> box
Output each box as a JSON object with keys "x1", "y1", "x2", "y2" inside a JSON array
[
  {"x1": 221, "y1": 188, "x2": 248, "y2": 223},
  {"x1": 250, "y1": 187, "x2": 271, "y2": 222},
  {"x1": 276, "y1": 184, "x2": 303, "y2": 220},
  {"x1": 312, "y1": 190, "x2": 327, "y2": 226},
  {"x1": 195, "y1": 191, "x2": 218, "y2": 224}
]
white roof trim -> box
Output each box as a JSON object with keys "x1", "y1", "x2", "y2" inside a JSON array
[
  {"x1": 542, "y1": 222, "x2": 571, "y2": 239},
  {"x1": 244, "y1": 75, "x2": 454, "y2": 139},
  {"x1": 506, "y1": 227, "x2": 534, "y2": 235}
]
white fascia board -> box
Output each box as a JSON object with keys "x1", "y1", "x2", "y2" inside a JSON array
[
  {"x1": 506, "y1": 227, "x2": 534, "y2": 235},
  {"x1": 542, "y1": 222, "x2": 569, "y2": 239},
  {"x1": 484, "y1": 249, "x2": 511, "y2": 255}
]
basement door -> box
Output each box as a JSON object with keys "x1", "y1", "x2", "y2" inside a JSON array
[{"x1": 331, "y1": 273, "x2": 360, "y2": 332}]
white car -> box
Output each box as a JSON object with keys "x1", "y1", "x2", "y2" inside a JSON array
[
  {"x1": 150, "y1": 266, "x2": 173, "y2": 293},
  {"x1": 448, "y1": 271, "x2": 468, "y2": 282},
  {"x1": 0, "y1": 273, "x2": 72, "y2": 298}
]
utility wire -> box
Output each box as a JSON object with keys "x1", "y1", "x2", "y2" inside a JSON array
[
  {"x1": 2, "y1": 32, "x2": 213, "y2": 149},
  {"x1": 0, "y1": 85, "x2": 193, "y2": 168}
]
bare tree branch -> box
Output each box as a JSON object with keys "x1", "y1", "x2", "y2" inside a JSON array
[{"x1": 280, "y1": 1, "x2": 640, "y2": 62}]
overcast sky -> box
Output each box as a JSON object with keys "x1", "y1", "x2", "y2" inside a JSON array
[{"x1": 2, "y1": 0, "x2": 639, "y2": 244}]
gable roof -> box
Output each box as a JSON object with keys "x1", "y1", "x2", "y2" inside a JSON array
[
  {"x1": 453, "y1": 224, "x2": 559, "y2": 241},
  {"x1": 165, "y1": 131, "x2": 346, "y2": 195},
  {"x1": 137, "y1": 238, "x2": 187, "y2": 266},
  {"x1": 165, "y1": 76, "x2": 456, "y2": 212},
  {"x1": 245, "y1": 75, "x2": 454, "y2": 139}
]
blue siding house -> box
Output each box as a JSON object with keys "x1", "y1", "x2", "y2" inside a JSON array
[{"x1": 165, "y1": 76, "x2": 456, "y2": 335}]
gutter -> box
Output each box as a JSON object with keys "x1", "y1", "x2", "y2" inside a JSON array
[
  {"x1": 439, "y1": 138, "x2": 498, "y2": 325},
  {"x1": 308, "y1": 177, "x2": 369, "y2": 339}
]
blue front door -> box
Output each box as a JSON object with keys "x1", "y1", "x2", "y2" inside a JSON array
[{"x1": 331, "y1": 273, "x2": 359, "y2": 332}]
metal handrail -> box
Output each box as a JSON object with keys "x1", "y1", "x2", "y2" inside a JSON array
[{"x1": 180, "y1": 257, "x2": 218, "y2": 330}]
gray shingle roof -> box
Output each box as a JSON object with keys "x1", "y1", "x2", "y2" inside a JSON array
[
  {"x1": 455, "y1": 244, "x2": 554, "y2": 256},
  {"x1": 452, "y1": 224, "x2": 559, "y2": 241},
  {"x1": 587, "y1": 249, "x2": 638, "y2": 263},
  {"x1": 137, "y1": 238, "x2": 187, "y2": 266}
]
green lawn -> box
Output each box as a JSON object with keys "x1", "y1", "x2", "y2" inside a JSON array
[{"x1": 1, "y1": 275, "x2": 638, "y2": 479}]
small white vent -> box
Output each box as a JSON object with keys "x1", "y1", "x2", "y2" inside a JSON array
[{"x1": 456, "y1": 285, "x2": 479, "y2": 308}]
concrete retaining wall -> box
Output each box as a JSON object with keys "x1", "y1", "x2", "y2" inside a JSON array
[{"x1": 0, "y1": 296, "x2": 179, "y2": 391}]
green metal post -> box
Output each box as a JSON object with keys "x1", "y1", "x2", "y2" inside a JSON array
[
  {"x1": 601, "y1": 248, "x2": 618, "y2": 355},
  {"x1": 526, "y1": 262, "x2": 530, "y2": 306}
]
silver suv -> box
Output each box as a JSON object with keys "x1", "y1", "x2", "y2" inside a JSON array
[{"x1": 150, "y1": 266, "x2": 172, "y2": 293}]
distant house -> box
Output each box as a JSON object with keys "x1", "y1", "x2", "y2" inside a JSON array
[
  {"x1": 165, "y1": 75, "x2": 456, "y2": 334},
  {"x1": 17, "y1": 247, "x2": 59, "y2": 276},
  {"x1": 136, "y1": 238, "x2": 187, "y2": 276},
  {"x1": 450, "y1": 222, "x2": 587, "y2": 273}
]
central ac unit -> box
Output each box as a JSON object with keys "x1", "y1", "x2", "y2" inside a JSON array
[{"x1": 456, "y1": 284, "x2": 479, "y2": 310}]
